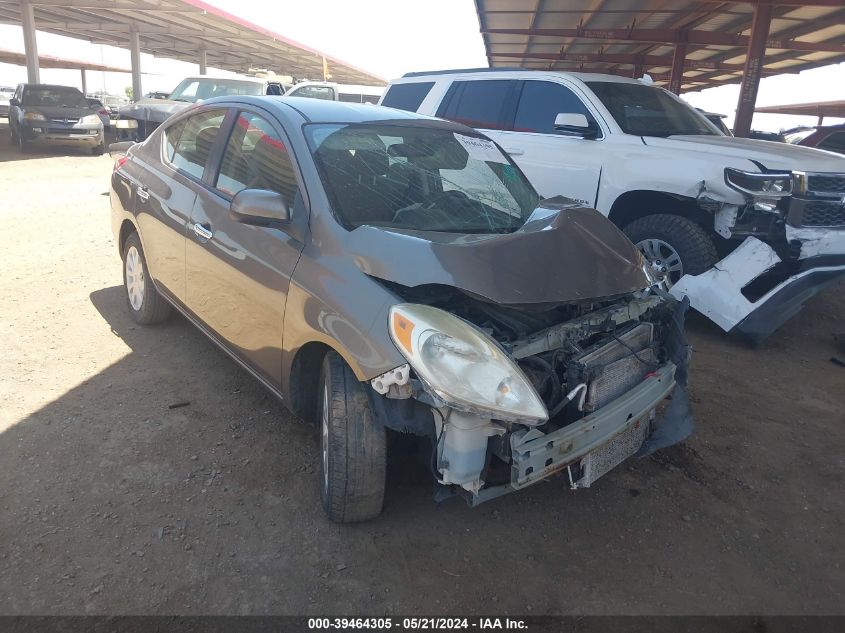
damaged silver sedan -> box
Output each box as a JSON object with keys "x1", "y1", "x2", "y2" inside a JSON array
[{"x1": 110, "y1": 97, "x2": 692, "y2": 522}]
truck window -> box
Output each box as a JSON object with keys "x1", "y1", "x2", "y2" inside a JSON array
[
  {"x1": 818, "y1": 131, "x2": 845, "y2": 154},
  {"x1": 512, "y1": 81, "x2": 597, "y2": 135},
  {"x1": 438, "y1": 80, "x2": 515, "y2": 130},
  {"x1": 381, "y1": 82, "x2": 434, "y2": 112},
  {"x1": 288, "y1": 85, "x2": 336, "y2": 100}
]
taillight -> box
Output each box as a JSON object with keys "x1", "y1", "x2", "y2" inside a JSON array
[
  {"x1": 114, "y1": 156, "x2": 128, "y2": 172},
  {"x1": 98, "y1": 108, "x2": 109, "y2": 116}
]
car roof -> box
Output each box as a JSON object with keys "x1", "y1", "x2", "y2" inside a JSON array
[
  {"x1": 396, "y1": 68, "x2": 643, "y2": 85},
  {"x1": 203, "y1": 95, "x2": 470, "y2": 129},
  {"x1": 179, "y1": 75, "x2": 266, "y2": 84},
  {"x1": 22, "y1": 83, "x2": 83, "y2": 89}
]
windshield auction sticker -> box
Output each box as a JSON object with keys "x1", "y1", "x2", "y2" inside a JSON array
[{"x1": 454, "y1": 133, "x2": 508, "y2": 164}]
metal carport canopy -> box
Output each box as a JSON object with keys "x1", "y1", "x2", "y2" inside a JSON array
[
  {"x1": 0, "y1": 0, "x2": 385, "y2": 87},
  {"x1": 0, "y1": 47, "x2": 130, "y2": 72},
  {"x1": 474, "y1": 0, "x2": 845, "y2": 136},
  {"x1": 755, "y1": 99, "x2": 845, "y2": 120}
]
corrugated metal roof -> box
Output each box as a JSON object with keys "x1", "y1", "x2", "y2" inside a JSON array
[
  {"x1": 474, "y1": 0, "x2": 845, "y2": 91},
  {"x1": 0, "y1": 0, "x2": 384, "y2": 85}
]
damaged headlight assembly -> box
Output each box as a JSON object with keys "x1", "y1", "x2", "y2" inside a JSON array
[
  {"x1": 724, "y1": 167, "x2": 792, "y2": 212},
  {"x1": 388, "y1": 304, "x2": 548, "y2": 424}
]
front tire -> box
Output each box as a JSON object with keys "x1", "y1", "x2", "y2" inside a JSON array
[
  {"x1": 122, "y1": 232, "x2": 171, "y2": 325},
  {"x1": 624, "y1": 214, "x2": 719, "y2": 287},
  {"x1": 319, "y1": 351, "x2": 386, "y2": 523}
]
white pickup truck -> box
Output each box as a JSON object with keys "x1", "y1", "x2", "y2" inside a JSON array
[{"x1": 381, "y1": 69, "x2": 845, "y2": 342}]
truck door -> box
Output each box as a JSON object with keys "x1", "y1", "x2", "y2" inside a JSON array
[{"x1": 495, "y1": 79, "x2": 605, "y2": 208}]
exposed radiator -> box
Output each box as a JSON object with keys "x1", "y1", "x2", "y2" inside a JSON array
[{"x1": 575, "y1": 323, "x2": 656, "y2": 412}]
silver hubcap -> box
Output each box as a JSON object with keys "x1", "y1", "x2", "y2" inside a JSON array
[
  {"x1": 125, "y1": 246, "x2": 145, "y2": 311},
  {"x1": 321, "y1": 382, "x2": 330, "y2": 493},
  {"x1": 636, "y1": 238, "x2": 684, "y2": 287}
]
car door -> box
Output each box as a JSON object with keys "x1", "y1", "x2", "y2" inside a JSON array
[
  {"x1": 134, "y1": 108, "x2": 226, "y2": 304},
  {"x1": 495, "y1": 79, "x2": 606, "y2": 207},
  {"x1": 185, "y1": 107, "x2": 306, "y2": 386}
]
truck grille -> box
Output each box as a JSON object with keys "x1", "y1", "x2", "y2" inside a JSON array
[
  {"x1": 806, "y1": 173, "x2": 845, "y2": 194},
  {"x1": 790, "y1": 172, "x2": 845, "y2": 228},
  {"x1": 801, "y1": 201, "x2": 845, "y2": 227}
]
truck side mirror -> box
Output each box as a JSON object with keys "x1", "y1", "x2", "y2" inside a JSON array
[{"x1": 554, "y1": 112, "x2": 599, "y2": 139}]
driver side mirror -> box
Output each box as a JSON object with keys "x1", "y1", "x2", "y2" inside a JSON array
[
  {"x1": 554, "y1": 113, "x2": 599, "y2": 139},
  {"x1": 9, "y1": 97, "x2": 19, "y2": 107},
  {"x1": 230, "y1": 189, "x2": 290, "y2": 226}
]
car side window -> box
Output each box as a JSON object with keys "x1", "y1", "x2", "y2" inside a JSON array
[
  {"x1": 215, "y1": 111, "x2": 300, "y2": 206},
  {"x1": 512, "y1": 81, "x2": 598, "y2": 135},
  {"x1": 169, "y1": 110, "x2": 226, "y2": 179},
  {"x1": 818, "y1": 131, "x2": 845, "y2": 154},
  {"x1": 288, "y1": 85, "x2": 336, "y2": 100},
  {"x1": 439, "y1": 80, "x2": 515, "y2": 130},
  {"x1": 381, "y1": 82, "x2": 434, "y2": 112}
]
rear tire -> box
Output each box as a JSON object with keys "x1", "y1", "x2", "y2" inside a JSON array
[
  {"x1": 624, "y1": 214, "x2": 719, "y2": 286},
  {"x1": 319, "y1": 351, "x2": 386, "y2": 523},
  {"x1": 122, "y1": 232, "x2": 171, "y2": 325}
]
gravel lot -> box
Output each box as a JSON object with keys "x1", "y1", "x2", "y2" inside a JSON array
[{"x1": 1, "y1": 120, "x2": 844, "y2": 616}]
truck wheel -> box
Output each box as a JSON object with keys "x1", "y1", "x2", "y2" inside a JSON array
[
  {"x1": 122, "y1": 232, "x2": 171, "y2": 325},
  {"x1": 624, "y1": 214, "x2": 718, "y2": 287},
  {"x1": 319, "y1": 351, "x2": 386, "y2": 523}
]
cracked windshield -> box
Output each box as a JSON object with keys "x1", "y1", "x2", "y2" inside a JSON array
[{"x1": 306, "y1": 123, "x2": 540, "y2": 233}]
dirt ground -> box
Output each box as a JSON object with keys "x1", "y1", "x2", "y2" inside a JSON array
[{"x1": 1, "y1": 119, "x2": 844, "y2": 616}]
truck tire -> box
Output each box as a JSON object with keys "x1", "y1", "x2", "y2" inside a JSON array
[
  {"x1": 122, "y1": 232, "x2": 171, "y2": 325},
  {"x1": 624, "y1": 214, "x2": 719, "y2": 286},
  {"x1": 319, "y1": 351, "x2": 386, "y2": 523}
]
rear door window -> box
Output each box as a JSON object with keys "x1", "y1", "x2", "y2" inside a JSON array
[
  {"x1": 215, "y1": 111, "x2": 300, "y2": 206},
  {"x1": 437, "y1": 80, "x2": 516, "y2": 130},
  {"x1": 168, "y1": 109, "x2": 226, "y2": 179},
  {"x1": 381, "y1": 82, "x2": 434, "y2": 112},
  {"x1": 512, "y1": 80, "x2": 598, "y2": 134}
]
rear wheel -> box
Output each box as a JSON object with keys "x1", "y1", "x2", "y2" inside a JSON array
[
  {"x1": 624, "y1": 214, "x2": 719, "y2": 287},
  {"x1": 319, "y1": 351, "x2": 386, "y2": 523},
  {"x1": 122, "y1": 232, "x2": 171, "y2": 325}
]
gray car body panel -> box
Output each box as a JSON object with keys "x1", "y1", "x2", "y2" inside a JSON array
[{"x1": 110, "y1": 97, "x2": 651, "y2": 410}]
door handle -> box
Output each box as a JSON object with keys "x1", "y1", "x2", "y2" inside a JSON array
[
  {"x1": 504, "y1": 148, "x2": 524, "y2": 156},
  {"x1": 136, "y1": 186, "x2": 149, "y2": 201},
  {"x1": 193, "y1": 223, "x2": 213, "y2": 241}
]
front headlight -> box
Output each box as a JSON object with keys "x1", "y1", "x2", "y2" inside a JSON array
[
  {"x1": 389, "y1": 304, "x2": 548, "y2": 423},
  {"x1": 724, "y1": 168, "x2": 792, "y2": 197},
  {"x1": 80, "y1": 114, "x2": 101, "y2": 125},
  {"x1": 23, "y1": 111, "x2": 46, "y2": 121}
]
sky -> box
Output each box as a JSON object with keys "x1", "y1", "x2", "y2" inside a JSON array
[{"x1": 1, "y1": 0, "x2": 842, "y2": 132}]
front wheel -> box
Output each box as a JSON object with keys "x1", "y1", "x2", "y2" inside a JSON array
[
  {"x1": 624, "y1": 214, "x2": 719, "y2": 287},
  {"x1": 319, "y1": 351, "x2": 386, "y2": 523},
  {"x1": 122, "y1": 232, "x2": 171, "y2": 325}
]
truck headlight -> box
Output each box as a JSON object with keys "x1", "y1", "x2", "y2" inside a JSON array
[
  {"x1": 725, "y1": 168, "x2": 792, "y2": 212},
  {"x1": 80, "y1": 114, "x2": 101, "y2": 125},
  {"x1": 23, "y1": 111, "x2": 46, "y2": 121},
  {"x1": 725, "y1": 168, "x2": 792, "y2": 196},
  {"x1": 389, "y1": 304, "x2": 548, "y2": 423}
]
